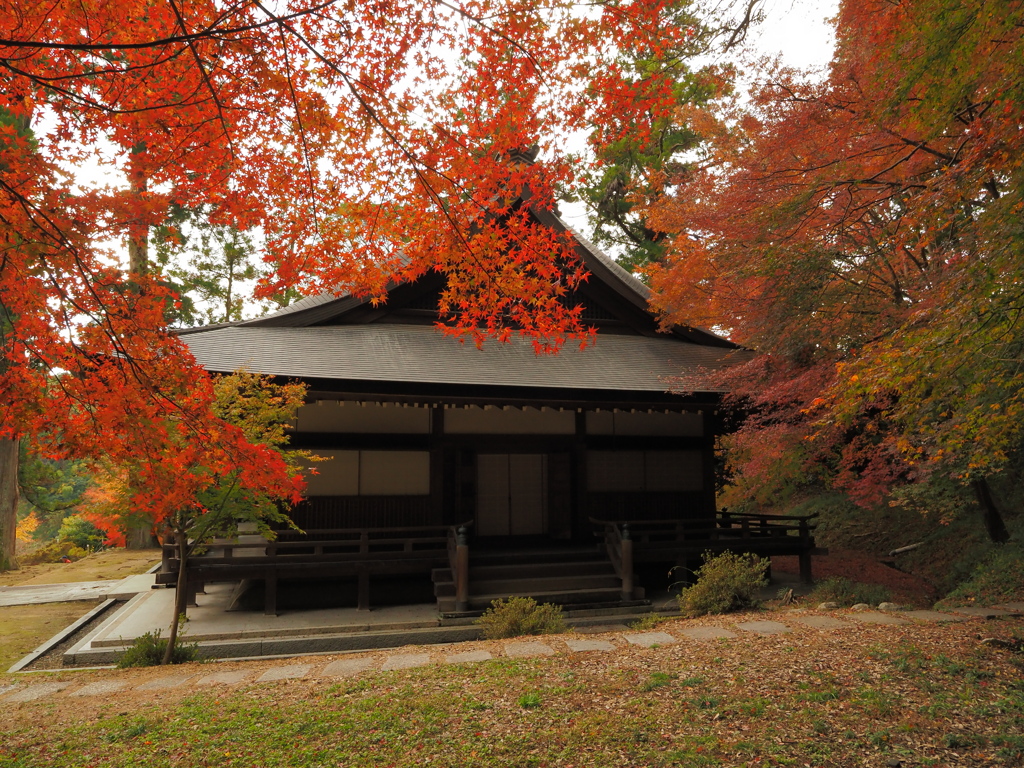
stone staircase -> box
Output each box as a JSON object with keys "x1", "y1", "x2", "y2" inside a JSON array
[{"x1": 431, "y1": 546, "x2": 646, "y2": 615}]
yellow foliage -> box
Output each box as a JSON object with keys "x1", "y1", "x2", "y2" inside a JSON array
[{"x1": 15, "y1": 512, "x2": 39, "y2": 543}]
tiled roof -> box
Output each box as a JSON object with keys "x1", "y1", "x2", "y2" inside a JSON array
[{"x1": 184, "y1": 324, "x2": 750, "y2": 393}]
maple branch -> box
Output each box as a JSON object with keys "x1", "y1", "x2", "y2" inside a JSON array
[
  {"x1": 429, "y1": 0, "x2": 547, "y2": 82},
  {"x1": 0, "y1": 1, "x2": 339, "y2": 52},
  {"x1": 273, "y1": 21, "x2": 320, "y2": 231},
  {"x1": 165, "y1": 0, "x2": 238, "y2": 159}
]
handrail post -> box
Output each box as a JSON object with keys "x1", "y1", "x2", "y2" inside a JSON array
[
  {"x1": 799, "y1": 519, "x2": 813, "y2": 583},
  {"x1": 455, "y1": 526, "x2": 470, "y2": 612},
  {"x1": 620, "y1": 523, "x2": 634, "y2": 601},
  {"x1": 161, "y1": 540, "x2": 172, "y2": 574}
]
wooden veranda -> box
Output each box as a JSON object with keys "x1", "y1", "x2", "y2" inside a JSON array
[{"x1": 157, "y1": 511, "x2": 824, "y2": 616}]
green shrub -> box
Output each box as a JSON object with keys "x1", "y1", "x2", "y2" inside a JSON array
[
  {"x1": 475, "y1": 596, "x2": 566, "y2": 639},
  {"x1": 19, "y1": 539, "x2": 89, "y2": 566},
  {"x1": 677, "y1": 550, "x2": 768, "y2": 617},
  {"x1": 116, "y1": 628, "x2": 198, "y2": 668},
  {"x1": 807, "y1": 577, "x2": 891, "y2": 607},
  {"x1": 57, "y1": 515, "x2": 107, "y2": 551},
  {"x1": 939, "y1": 544, "x2": 1024, "y2": 606}
]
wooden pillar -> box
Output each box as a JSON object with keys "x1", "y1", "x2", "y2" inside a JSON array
[
  {"x1": 799, "y1": 519, "x2": 813, "y2": 584},
  {"x1": 799, "y1": 551, "x2": 813, "y2": 584},
  {"x1": 572, "y1": 410, "x2": 587, "y2": 541},
  {"x1": 357, "y1": 567, "x2": 370, "y2": 611},
  {"x1": 264, "y1": 570, "x2": 278, "y2": 616},
  {"x1": 701, "y1": 409, "x2": 717, "y2": 520},
  {"x1": 455, "y1": 525, "x2": 469, "y2": 612},
  {"x1": 620, "y1": 523, "x2": 634, "y2": 601},
  {"x1": 430, "y1": 404, "x2": 445, "y2": 525}
]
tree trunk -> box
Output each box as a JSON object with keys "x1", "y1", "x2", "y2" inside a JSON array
[
  {"x1": 124, "y1": 520, "x2": 153, "y2": 550},
  {"x1": 127, "y1": 141, "x2": 149, "y2": 277},
  {"x1": 0, "y1": 436, "x2": 19, "y2": 571},
  {"x1": 162, "y1": 527, "x2": 189, "y2": 665},
  {"x1": 972, "y1": 478, "x2": 1011, "y2": 544}
]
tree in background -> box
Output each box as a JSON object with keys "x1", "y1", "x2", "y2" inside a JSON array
[
  {"x1": 572, "y1": 0, "x2": 740, "y2": 272},
  {"x1": 649, "y1": 0, "x2": 1024, "y2": 541}
]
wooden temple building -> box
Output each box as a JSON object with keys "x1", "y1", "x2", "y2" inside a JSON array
[{"x1": 167, "y1": 199, "x2": 821, "y2": 616}]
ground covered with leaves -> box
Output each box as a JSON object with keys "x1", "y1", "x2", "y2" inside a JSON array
[
  {"x1": 0, "y1": 549, "x2": 161, "y2": 588},
  {"x1": 2, "y1": 616, "x2": 1022, "y2": 767}
]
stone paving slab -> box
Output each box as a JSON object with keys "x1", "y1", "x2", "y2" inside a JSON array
[
  {"x1": 623, "y1": 631, "x2": 677, "y2": 648},
  {"x1": 0, "y1": 581, "x2": 118, "y2": 607},
  {"x1": 196, "y1": 670, "x2": 250, "y2": 686},
  {"x1": 4, "y1": 682, "x2": 71, "y2": 702},
  {"x1": 949, "y1": 606, "x2": 1014, "y2": 618},
  {"x1": 446, "y1": 650, "x2": 493, "y2": 664},
  {"x1": 849, "y1": 611, "x2": 911, "y2": 625},
  {"x1": 790, "y1": 615, "x2": 853, "y2": 630},
  {"x1": 322, "y1": 658, "x2": 375, "y2": 677},
  {"x1": 736, "y1": 620, "x2": 791, "y2": 635},
  {"x1": 136, "y1": 675, "x2": 194, "y2": 691},
  {"x1": 903, "y1": 610, "x2": 967, "y2": 623},
  {"x1": 70, "y1": 680, "x2": 128, "y2": 697},
  {"x1": 505, "y1": 641, "x2": 556, "y2": 657},
  {"x1": 257, "y1": 664, "x2": 312, "y2": 682},
  {"x1": 996, "y1": 602, "x2": 1024, "y2": 613},
  {"x1": 382, "y1": 653, "x2": 432, "y2": 671},
  {"x1": 564, "y1": 639, "x2": 616, "y2": 653},
  {"x1": 677, "y1": 626, "x2": 737, "y2": 641},
  {"x1": 0, "y1": 684, "x2": 20, "y2": 697}
]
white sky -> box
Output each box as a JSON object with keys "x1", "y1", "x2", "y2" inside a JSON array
[{"x1": 751, "y1": 0, "x2": 839, "y2": 71}]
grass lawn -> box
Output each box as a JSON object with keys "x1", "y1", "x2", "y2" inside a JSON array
[
  {"x1": 0, "y1": 601, "x2": 101, "y2": 673},
  {"x1": 0, "y1": 548, "x2": 161, "y2": 587},
  {"x1": 1, "y1": 617, "x2": 1022, "y2": 766}
]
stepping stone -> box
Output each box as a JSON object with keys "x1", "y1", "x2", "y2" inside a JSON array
[
  {"x1": 196, "y1": 670, "x2": 249, "y2": 686},
  {"x1": 736, "y1": 620, "x2": 791, "y2": 635},
  {"x1": 136, "y1": 675, "x2": 194, "y2": 691},
  {"x1": 995, "y1": 602, "x2": 1024, "y2": 613},
  {"x1": 849, "y1": 611, "x2": 910, "y2": 625},
  {"x1": 322, "y1": 658, "x2": 375, "y2": 677},
  {"x1": 904, "y1": 610, "x2": 967, "y2": 623},
  {"x1": 564, "y1": 639, "x2": 615, "y2": 653},
  {"x1": 0, "y1": 684, "x2": 19, "y2": 697},
  {"x1": 504, "y1": 641, "x2": 556, "y2": 657},
  {"x1": 258, "y1": 664, "x2": 312, "y2": 682},
  {"x1": 382, "y1": 653, "x2": 432, "y2": 671},
  {"x1": 3, "y1": 682, "x2": 70, "y2": 703},
  {"x1": 678, "y1": 626, "x2": 737, "y2": 641},
  {"x1": 70, "y1": 680, "x2": 128, "y2": 697},
  {"x1": 949, "y1": 606, "x2": 1013, "y2": 619},
  {"x1": 623, "y1": 631, "x2": 677, "y2": 648},
  {"x1": 445, "y1": 650, "x2": 493, "y2": 664},
  {"x1": 790, "y1": 615, "x2": 853, "y2": 630}
]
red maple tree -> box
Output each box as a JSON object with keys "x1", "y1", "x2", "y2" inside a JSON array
[
  {"x1": 2, "y1": 1, "x2": 742, "y2": 565},
  {"x1": 650, "y1": 0, "x2": 1024, "y2": 539}
]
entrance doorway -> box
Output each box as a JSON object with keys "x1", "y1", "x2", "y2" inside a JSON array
[{"x1": 476, "y1": 453, "x2": 548, "y2": 536}]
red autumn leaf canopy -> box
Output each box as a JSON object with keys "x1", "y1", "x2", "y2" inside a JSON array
[{"x1": 0, "y1": 0, "x2": 706, "y2": 524}]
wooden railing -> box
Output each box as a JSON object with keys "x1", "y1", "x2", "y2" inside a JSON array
[
  {"x1": 591, "y1": 511, "x2": 820, "y2": 582},
  {"x1": 160, "y1": 524, "x2": 456, "y2": 567},
  {"x1": 158, "y1": 524, "x2": 461, "y2": 615},
  {"x1": 590, "y1": 520, "x2": 635, "y2": 601}
]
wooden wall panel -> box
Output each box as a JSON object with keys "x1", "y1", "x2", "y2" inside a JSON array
[{"x1": 287, "y1": 496, "x2": 434, "y2": 530}]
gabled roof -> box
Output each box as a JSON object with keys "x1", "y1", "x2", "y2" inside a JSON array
[
  {"x1": 183, "y1": 324, "x2": 750, "y2": 394},
  {"x1": 199, "y1": 200, "x2": 734, "y2": 349},
  {"x1": 179, "y1": 187, "x2": 750, "y2": 396}
]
